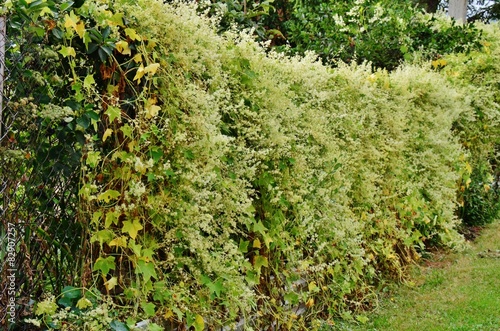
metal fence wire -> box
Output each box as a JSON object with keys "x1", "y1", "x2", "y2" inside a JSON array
[{"x1": 1, "y1": 13, "x2": 87, "y2": 330}]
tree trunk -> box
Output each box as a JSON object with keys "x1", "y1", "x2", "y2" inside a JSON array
[{"x1": 449, "y1": 0, "x2": 468, "y2": 23}]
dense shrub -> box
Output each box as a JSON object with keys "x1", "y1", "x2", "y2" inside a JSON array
[
  {"x1": 11, "y1": 1, "x2": 498, "y2": 330},
  {"x1": 442, "y1": 23, "x2": 500, "y2": 226}
]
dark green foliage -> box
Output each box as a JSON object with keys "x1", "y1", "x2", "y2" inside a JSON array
[
  {"x1": 459, "y1": 161, "x2": 500, "y2": 226},
  {"x1": 283, "y1": 0, "x2": 482, "y2": 70}
]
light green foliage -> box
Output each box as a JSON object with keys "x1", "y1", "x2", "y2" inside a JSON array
[
  {"x1": 441, "y1": 23, "x2": 500, "y2": 226},
  {"x1": 74, "y1": 0, "x2": 468, "y2": 327},
  {"x1": 18, "y1": 0, "x2": 496, "y2": 329}
]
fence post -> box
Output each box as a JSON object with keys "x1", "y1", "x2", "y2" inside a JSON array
[{"x1": 0, "y1": 15, "x2": 6, "y2": 139}]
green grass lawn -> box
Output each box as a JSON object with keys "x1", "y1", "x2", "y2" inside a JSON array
[{"x1": 333, "y1": 221, "x2": 500, "y2": 331}]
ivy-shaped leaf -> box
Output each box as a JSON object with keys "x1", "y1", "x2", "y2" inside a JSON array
[
  {"x1": 144, "y1": 63, "x2": 160, "y2": 75},
  {"x1": 104, "y1": 276, "x2": 118, "y2": 291},
  {"x1": 75, "y1": 21, "x2": 86, "y2": 39},
  {"x1": 93, "y1": 256, "x2": 115, "y2": 276},
  {"x1": 254, "y1": 255, "x2": 268, "y2": 272},
  {"x1": 105, "y1": 211, "x2": 120, "y2": 228},
  {"x1": 134, "y1": 64, "x2": 145, "y2": 81},
  {"x1": 105, "y1": 106, "x2": 121, "y2": 123},
  {"x1": 98, "y1": 190, "x2": 121, "y2": 203},
  {"x1": 83, "y1": 74, "x2": 95, "y2": 89},
  {"x1": 59, "y1": 46, "x2": 76, "y2": 58},
  {"x1": 125, "y1": 28, "x2": 142, "y2": 41},
  {"x1": 253, "y1": 221, "x2": 267, "y2": 234},
  {"x1": 120, "y1": 124, "x2": 134, "y2": 139},
  {"x1": 193, "y1": 315, "x2": 205, "y2": 331},
  {"x1": 141, "y1": 302, "x2": 156, "y2": 317},
  {"x1": 108, "y1": 236, "x2": 128, "y2": 248},
  {"x1": 90, "y1": 229, "x2": 114, "y2": 247},
  {"x1": 76, "y1": 298, "x2": 93, "y2": 310},
  {"x1": 122, "y1": 219, "x2": 143, "y2": 239},
  {"x1": 136, "y1": 259, "x2": 158, "y2": 281},
  {"x1": 103, "y1": 128, "x2": 113, "y2": 142},
  {"x1": 115, "y1": 40, "x2": 131, "y2": 55}
]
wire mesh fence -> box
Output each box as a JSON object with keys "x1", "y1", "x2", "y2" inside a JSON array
[{"x1": 0, "y1": 12, "x2": 87, "y2": 330}]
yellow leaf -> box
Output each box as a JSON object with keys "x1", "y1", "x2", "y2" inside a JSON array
[
  {"x1": 108, "y1": 236, "x2": 128, "y2": 248},
  {"x1": 104, "y1": 277, "x2": 118, "y2": 291},
  {"x1": 133, "y1": 64, "x2": 145, "y2": 81},
  {"x1": 194, "y1": 314, "x2": 205, "y2": 331},
  {"x1": 59, "y1": 46, "x2": 76, "y2": 58},
  {"x1": 484, "y1": 184, "x2": 490, "y2": 192},
  {"x1": 122, "y1": 219, "x2": 143, "y2": 239},
  {"x1": 125, "y1": 28, "x2": 142, "y2": 41},
  {"x1": 127, "y1": 140, "x2": 136, "y2": 152},
  {"x1": 465, "y1": 161, "x2": 472, "y2": 174},
  {"x1": 107, "y1": 13, "x2": 125, "y2": 27},
  {"x1": 465, "y1": 178, "x2": 471, "y2": 188},
  {"x1": 308, "y1": 281, "x2": 318, "y2": 292},
  {"x1": 115, "y1": 40, "x2": 131, "y2": 55},
  {"x1": 147, "y1": 40, "x2": 157, "y2": 50},
  {"x1": 164, "y1": 309, "x2": 174, "y2": 319},
  {"x1": 144, "y1": 63, "x2": 160, "y2": 75},
  {"x1": 103, "y1": 128, "x2": 113, "y2": 142},
  {"x1": 75, "y1": 21, "x2": 86, "y2": 39},
  {"x1": 76, "y1": 298, "x2": 93, "y2": 310},
  {"x1": 305, "y1": 298, "x2": 314, "y2": 308},
  {"x1": 147, "y1": 105, "x2": 161, "y2": 118},
  {"x1": 253, "y1": 238, "x2": 261, "y2": 249},
  {"x1": 64, "y1": 13, "x2": 77, "y2": 30},
  {"x1": 133, "y1": 54, "x2": 143, "y2": 63},
  {"x1": 40, "y1": 6, "x2": 53, "y2": 17}
]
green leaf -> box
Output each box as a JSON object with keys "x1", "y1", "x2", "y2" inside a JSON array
[
  {"x1": 105, "y1": 106, "x2": 121, "y2": 123},
  {"x1": 206, "y1": 278, "x2": 224, "y2": 298},
  {"x1": 148, "y1": 323, "x2": 163, "y2": 331},
  {"x1": 108, "y1": 12, "x2": 124, "y2": 27},
  {"x1": 141, "y1": 302, "x2": 156, "y2": 317},
  {"x1": 60, "y1": 286, "x2": 81, "y2": 300},
  {"x1": 254, "y1": 255, "x2": 268, "y2": 271},
  {"x1": 90, "y1": 229, "x2": 114, "y2": 247},
  {"x1": 98, "y1": 189, "x2": 121, "y2": 203},
  {"x1": 120, "y1": 124, "x2": 134, "y2": 139},
  {"x1": 93, "y1": 256, "x2": 115, "y2": 276},
  {"x1": 122, "y1": 219, "x2": 143, "y2": 239},
  {"x1": 284, "y1": 292, "x2": 299, "y2": 305},
  {"x1": 59, "y1": 46, "x2": 76, "y2": 57},
  {"x1": 76, "y1": 298, "x2": 93, "y2": 310},
  {"x1": 105, "y1": 211, "x2": 120, "y2": 228},
  {"x1": 245, "y1": 270, "x2": 259, "y2": 286},
  {"x1": 83, "y1": 74, "x2": 95, "y2": 89},
  {"x1": 110, "y1": 320, "x2": 129, "y2": 331},
  {"x1": 57, "y1": 286, "x2": 81, "y2": 308},
  {"x1": 86, "y1": 151, "x2": 101, "y2": 168},
  {"x1": 76, "y1": 115, "x2": 90, "y2": 129},
  {"x1": 128, "y1": 240, "x2": 142, "y2": 257},
  {"x1": 356, "y1": 315, "x2": 369, "y2": 324},
  {"x1": 136, "y1": 259, "x2": 158, "y2": 281},
  {"x1": 239, "y1": 239, "x2": 249, "y2": 253},
  {"x1": 253, "y1": 221, "x2": 267, "y2": 234}
]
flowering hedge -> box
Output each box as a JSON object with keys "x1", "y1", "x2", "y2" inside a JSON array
[{"x1": 11, "y1": 0, "x2": 497, "y2": 330}]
